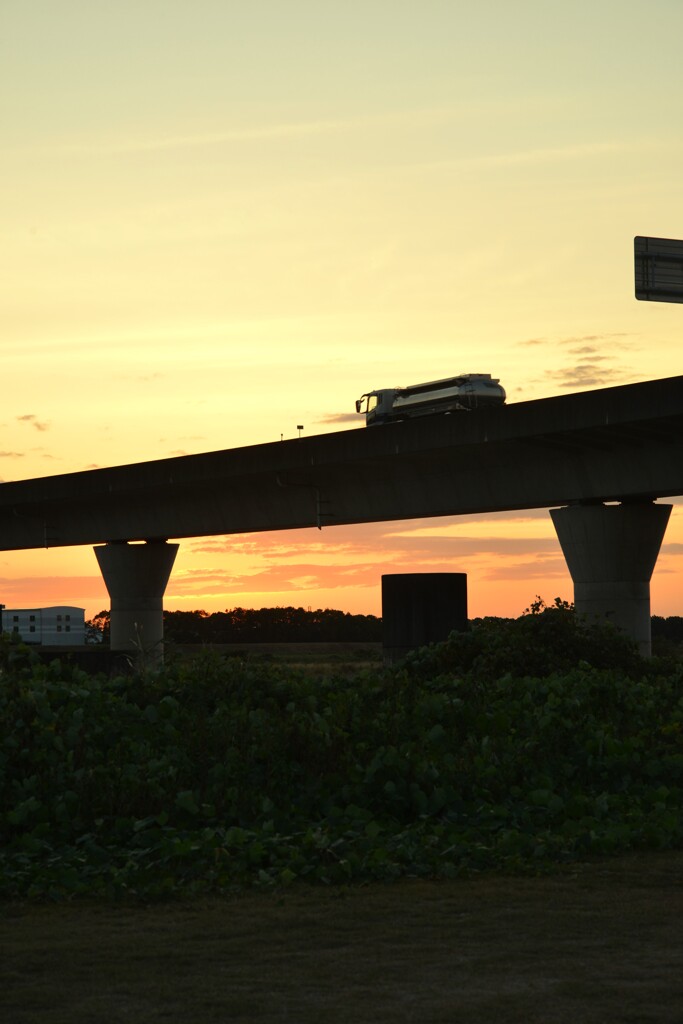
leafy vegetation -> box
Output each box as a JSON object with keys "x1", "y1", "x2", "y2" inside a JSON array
[{"x1": 1, "y1": 601, "x2": 682, "y2": 899}]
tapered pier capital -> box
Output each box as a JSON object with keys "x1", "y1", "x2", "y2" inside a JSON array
[
  {"x1": 550, "y1": 502, "x2": 671, "y2": 657},
  {"x1": 94, "y1": 540, "x2": 179, "y2": 664}
]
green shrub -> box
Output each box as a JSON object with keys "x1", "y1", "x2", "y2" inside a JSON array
[
  {"x1": 403, "y1": 598, "x2": 648, "y2": 682},
  {"x1": 1, "y1": 608, "x2": 681, "y2": 899}
]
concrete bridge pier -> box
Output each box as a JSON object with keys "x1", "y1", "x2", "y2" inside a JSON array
[
  {"x1": 94, "y1": 540, "x2": 179, "y2": 664},
  {"x1": 549, "y1": 502, "x2": 672, "y2": 657}
]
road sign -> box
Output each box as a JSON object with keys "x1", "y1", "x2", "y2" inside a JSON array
[{"x1": 635, "y1": 235, "x2": 683, "y2": 303}]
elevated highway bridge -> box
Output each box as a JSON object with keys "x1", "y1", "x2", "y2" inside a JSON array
[{"x1": 2, "y1": 374, "x2": 683, "y2": 657}]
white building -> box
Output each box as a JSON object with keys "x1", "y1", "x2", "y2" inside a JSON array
[{"x1": 0, "y1": 606, "x2": 85, "y2": 645}]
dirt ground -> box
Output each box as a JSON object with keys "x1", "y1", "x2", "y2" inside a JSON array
[{"x1": 1, "y1": 850, "x2": 681, "y2": 1024}]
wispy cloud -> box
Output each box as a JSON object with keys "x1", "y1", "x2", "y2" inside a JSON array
[
  {"x1": 30, "y1": 108, "x2": 637, "y2": 173},
  {"x1": 169, "y1": 562, "x2": 381, "y2": 597},
  {"x1": 104, "y1": 119, "x2": 364, "y2": 154},
  {"x1": 518, "y1": 332, "x2": 633, "y2": 350},
  {"x1": 482, "y1": 141, "x2": 627, "y2": 167},
  {"x1": 180, "y1": 518, "x2": 567, "y2": 602},
  {"x1": 519, "y1": 332, "x2": 638, "y2": 390},
  {"x1": 543, "y1": 362, "x2": 633, "y2": 389},
  {"x1": 558, "y1": 333, "x2": 633, "y2": 347},
  {"x1": 170, "y1": 547, "x2": 568, "y2": 599},
  {"x1": 45, "y1": 108, "x2": 456, "y2": 157},
  {"x1": 417, "y1": 141, "x2": 632, "y2": 175},
  {"x1": 317, "y1": 412, "x2": 362, "y2": 425},
  {"x1": 17, "y1": 414, "x2": 50, "y2": 432},
  {"x1": 0, "y1": 451, "x2": 24, "y2": 459},
  {"x1": 481, "y1": 555, "x2": 568, "y2": 580}
]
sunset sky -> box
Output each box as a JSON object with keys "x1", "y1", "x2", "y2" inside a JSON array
[{"x1": 3, "y1": 0, "x2": 683, "y2": 620}]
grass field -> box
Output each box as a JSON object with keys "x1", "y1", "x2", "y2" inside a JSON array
[
  {"x1": 167, "y1": 640, "x2": 383, "y2": 670},
  {"x1": 2, "y1": 849, "x2": 682, "y2": 1024}
]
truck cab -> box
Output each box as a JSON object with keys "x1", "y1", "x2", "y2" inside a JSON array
[{"x1": 355, "y1": 389, "x2": 397, "y2": 425}]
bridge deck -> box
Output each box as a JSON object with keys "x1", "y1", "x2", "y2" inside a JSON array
[{"x1": 1, "y1": 375, "x2": 683, "y2": 549}]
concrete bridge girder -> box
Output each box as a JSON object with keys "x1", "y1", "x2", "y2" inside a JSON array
[
  {"x1": 3, "y1": 375, "x2": 683, "y2": 551},
  {"x1": 0, "y1": 376, "x2": 676, "y2": 659}
]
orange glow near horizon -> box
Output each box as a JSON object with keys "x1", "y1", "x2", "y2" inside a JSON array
[{"x1": 1, "y1": 504, "x2": 682, "y2": 622}]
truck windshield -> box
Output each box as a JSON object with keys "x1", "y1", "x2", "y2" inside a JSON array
[{"x1": 356, "y1": 394, "x2": 378, "y2": 414}]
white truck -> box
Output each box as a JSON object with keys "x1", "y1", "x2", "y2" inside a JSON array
[{"x1": 355, "y1": 373, "x2": 506, "y2": 426}]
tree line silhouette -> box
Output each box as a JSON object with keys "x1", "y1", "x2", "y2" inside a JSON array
[
  {"x1": 85, "y1": 608, "x2": 683, "y2": 649},
  {"x1": 86, "y1": 607, "x2": 382, "y2": 645}
]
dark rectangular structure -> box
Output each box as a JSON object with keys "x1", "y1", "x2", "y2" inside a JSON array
[
  {"x1": 635, "y1": 235, "x2": 683, "y2": 303},
  {"x1": 382, "y1": 573, "x2": 468, "y2": 664}
]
